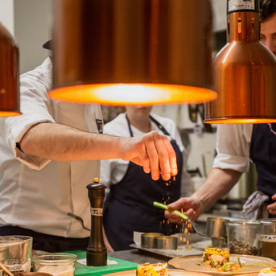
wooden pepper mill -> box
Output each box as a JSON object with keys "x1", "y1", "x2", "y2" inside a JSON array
[{"x1": 86, "y1": 178, "x2": 107, "y2": 266}]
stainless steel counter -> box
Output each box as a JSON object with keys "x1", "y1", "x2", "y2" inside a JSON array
[{"x1": 108, "y1": 233, "x2": 209, "y2": 264}]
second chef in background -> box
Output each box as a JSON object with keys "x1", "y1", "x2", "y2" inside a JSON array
[{"x1": 101, "y1": 105, "x2": 190, "y2": 251}]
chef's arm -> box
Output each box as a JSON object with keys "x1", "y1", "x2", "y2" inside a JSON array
[
  {"x1": 193, "y1": 168, "x2": 242, "y2": 211},
  {"x1": 20, "y1": 122, "x2": 177, "y2": 181},
  {"x1": 166, "y1": 168, "x2": 242, "y2": 221},
  {"x1": 20, "y1": 122, "x2": 123, "y2": 161}
]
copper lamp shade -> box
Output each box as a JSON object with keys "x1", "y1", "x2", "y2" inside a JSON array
[
  {"x1": 205, "y1": 0, "x2": 276, "y2": 124},
  {"x1": 0, "y1": 23, "x2": 20, "y2": 116},
  {"x1": 49, "y1": 0, "x2": 216, "y2": 105}
]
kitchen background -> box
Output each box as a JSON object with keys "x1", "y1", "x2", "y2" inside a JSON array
[{"x1": 0, "y1": 0, "x2": 257, "y2": 215}]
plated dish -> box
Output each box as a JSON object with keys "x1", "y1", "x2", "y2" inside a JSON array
[
  {"x1": 168, "y1": 254, "x2": 276, "y2": 275},
  {"x1": 103, "y1": 269, "x2": 210, "y2": 276},
  {"x1": 259, "y1": 267, "x2": 276, "y2": 276},
  {"x1": 137, "y1": 263, "x2": 168, "y2": 276}
]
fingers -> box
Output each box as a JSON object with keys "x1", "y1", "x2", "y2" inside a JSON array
[
  {"x1": 185, "y1": 208, "x2": 196, "y2": 220},
  {"x1": 165, "y1": 197, "x2": 202, "y2": 223},
  {"x1": 139, "y1": 142, "x2": 151, "y2": 175},
  {"x1": 166, "y1": 198, "x2": 187, "y2": 223},
  {"x1": 267, "y1": 202, "x2": 276, "y2": 214},
  {"x1": 163, "y1": 136, "x2": 178, "y2": 177},
  {"x1": 269, "y1": 194, "x2": 276, "y2": 214},
  {"x1": 143, "y1": 132, "x2": 161, "y2": 180},
  {"x1": 147, "y1": 131, "x2": 177, "y2": 181},
  {"x1": 168, "y1": 197, "x2": 186, "y2": 210},
  {"x1": 165, "y1": 211, "x2": 183, "y2": 223},
  {"x1": 128, "y1": 131, "x2": 177, "y2": 181},
  {"x1": 185, "y1": 208, "x2": 201, "y2": 221}
]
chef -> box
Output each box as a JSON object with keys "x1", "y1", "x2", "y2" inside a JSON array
[
  {"x1": 101, "y1": 105, "x2": 190, "y2": 251},
  {"x1": 166, "y1": 0, "x2": 276, "y2": 222},
  {"x1": 0, "y1": 44, "x2": 178, "y2": 252}
]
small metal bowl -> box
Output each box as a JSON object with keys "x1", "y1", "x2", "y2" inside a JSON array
[
  {"x1": 141, "y1": 233, "x2": 162, "y2": 248},
  {"x1": 211, "y1": 237, "x2": 227, "y2": 248},
  {"x1": 206, "y1": 217, "x2": 229, "y2": 238},
  {"x1": 155, "y1": 236, "x2": 178, "y2": 250}
]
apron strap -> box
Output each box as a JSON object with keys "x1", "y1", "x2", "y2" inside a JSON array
[{"x1": 125, "y1": 114, "x2": 173, "y2": 139}]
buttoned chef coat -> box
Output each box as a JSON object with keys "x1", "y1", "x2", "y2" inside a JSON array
[
  {"x1": 100, "y1": 112, "x2": 191, "y2": 195},
  {"x1": 0, "y1": 58, "x2": 103, "y2": 238}
]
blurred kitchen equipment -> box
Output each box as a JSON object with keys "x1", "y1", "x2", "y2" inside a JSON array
[
  {"x1": 188, "y1": 105, "x2": 198, "y2": 123},
  {"x1": 141, "y1": 233, "x2": 162, "y2": 249},
  {"x1": 186, "y1": 168, "x2": 205, "y2": 193},
  {"x1": 155, "y1": 236, "x2": 178, "y2": 250},
  {"x1": 153, "y1": 202, "x2": 209, "y2": 238},
  {"x1": 50, "y1": 0, "x2": 216, "y2": 105},
  {"x1": 0, "y1": 22, "x2": 21, "y2": 116},
  {"x1": 206, "y1": 217, "x2": 229, "y2": 247},
  {"x1": 187, "y1": 168, "x2": 202, "y2": 178},
  {"x1": 202, "y1": 154, "x2": 207, "y2": 178},
  {"x1": 206, "y1": 217, "x2": 229, "y2": 238},
  {"x1": 211, "y1": 237, "x2": 226, "y2": 248},
  {"x1": 86, "y1": 178, "x2": 107, "y2": 266},
  {"x1": 0, "y1": 236, "x2": 32, "y2": 273},
  {"x1": 32, "y1": 254, "x2": 77, "y2": 276},
  {"x1": 259, "y1": 219, "x2": 276, "y2": 259},
  {"x1": 205, "y1": 0, "x2": 276, "y2": 124},
  {"x1": 226, "y1": 220, "x2": 261, "y2": 255},
  {"x1": 190, "y1": 177, "x2": 206, "y2": 193}
]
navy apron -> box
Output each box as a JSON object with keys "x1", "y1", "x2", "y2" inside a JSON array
[
  {"x1": 250, "y1": 123, "x2": 276, "y2": 218},
  {"x1": 103, "y1": 115, "x2": 183, "y2": 251}
]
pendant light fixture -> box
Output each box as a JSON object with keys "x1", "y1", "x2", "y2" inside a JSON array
[
  {"x1": 205, "y1": 0, "x2": 276, "y2": 124},
  {"x1": 49, "y1": 0, "x2": 216, "y2": 105},
  {"x1": 0, "y1": 22, "x2": 20, "y2": 116}
]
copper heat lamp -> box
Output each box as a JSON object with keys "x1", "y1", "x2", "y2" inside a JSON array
[
  {"x1": 0, "y1": 23, "x2": 20, "y2": 116},
  {"x1": 49, "y1": 0, "x2": 216, "y2": 105},
  {"x1": 205, "y1": 0, "x2": 276, "y2": 124}
]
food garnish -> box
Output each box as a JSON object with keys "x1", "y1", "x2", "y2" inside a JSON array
[
  {"x1": 203, "y1": 248, "x2": 244, "y2": 272},
  {"x1": 136, "y1": 262, "x2": 168, "y2": 276},
  {"x1": 259, "y1": 267, "x2": 276, "y2": 276}
]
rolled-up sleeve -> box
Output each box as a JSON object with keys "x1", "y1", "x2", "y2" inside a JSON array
[
  {"x1": 213, "y1": 124, "x2": 252, "y2": 173},
  {"x1": 0, "y1": 59, "x2": 55, "y2": 169}
]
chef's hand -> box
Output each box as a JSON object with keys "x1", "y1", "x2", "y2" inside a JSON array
[
  {"x1": 165, "y1": 196, "x2": 203, "y2": 222},
  {"x1": 267, "y1": 193, "x2": 276, "y2": 215},
  {"x1": 120, "y1": 131, "x2": 177, "y2": 181}
]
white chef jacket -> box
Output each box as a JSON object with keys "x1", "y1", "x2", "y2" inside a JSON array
[
  {"x1": 0, "y1": 58, "x2": 103, "y2": 238},
  {"x1": 100, "y1": 113, "x2": 191, "y2": 196},
  {"x1": 213, "y1": 124, "x2": 253, "y2": 173}
]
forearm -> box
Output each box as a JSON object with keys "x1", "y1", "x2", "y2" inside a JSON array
[
  {"x1": 193, "y1": 168, "x2": 242, "y2": 210},
  {"x1": 20, "y1": 123, "x2": 123, "y2": 162},
  {"x1": 20, "y1": 122, "x2": 177, "y2": 180}
]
